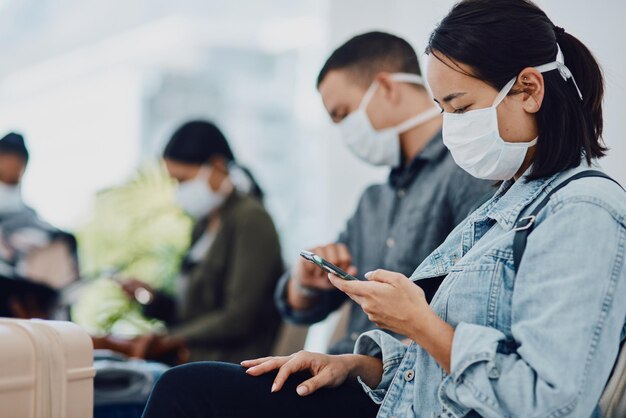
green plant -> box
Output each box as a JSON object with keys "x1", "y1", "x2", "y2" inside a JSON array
[{"x1": 72, "y1": 161, "x2": 192, "y2": 335}]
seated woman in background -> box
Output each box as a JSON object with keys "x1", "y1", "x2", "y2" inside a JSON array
[
  {"x1": 94, "y1": 120, "x2": 284, "y2": 364},
  {"x1": 141, "y1": 1, "x2": 626, "y2": 417}
]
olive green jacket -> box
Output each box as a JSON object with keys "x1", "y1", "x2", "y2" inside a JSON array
[{"x1": 169, "y1": 192, "x2": 283, "y2": 363}]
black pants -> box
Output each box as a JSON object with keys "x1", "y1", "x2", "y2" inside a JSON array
[{"x1": 141, "y1": 362, "x2": 379, "y2": 418}]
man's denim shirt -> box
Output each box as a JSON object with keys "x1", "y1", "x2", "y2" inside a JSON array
[{"x1": 355, "y1": 162, "x2": 626, "y2": 418}]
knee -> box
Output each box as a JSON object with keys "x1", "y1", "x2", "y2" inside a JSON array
[
  {"x1": 152, "y1": 362, "x2": 236, "y2": 398},
  {"x1": 143, "y1": 364, "x2": 207, "y2": 417},
  {"x1": 152, "y1": 364, "x2": 198, "y2": 397}
]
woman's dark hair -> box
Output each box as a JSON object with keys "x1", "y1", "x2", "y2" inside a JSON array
[
  {"x1": 164, "y1": 120, "x2": 234, "y2": 164},
  {"x1": 426, "y1": 0, "x2": 606, "y2": 180},
  {"x1": 164, "y1": 120, "x2": 263, "y2": 200}
]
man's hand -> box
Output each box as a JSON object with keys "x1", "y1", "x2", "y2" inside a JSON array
[{"x1": 287, "y1": 243, "x2": 356, "y2": 309}]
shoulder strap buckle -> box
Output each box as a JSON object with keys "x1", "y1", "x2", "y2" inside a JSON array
[
  {"x1": 513, "y1": 215, "x2": 536, "y2": 232},
  {"x1": 512, "y1": 170, "x2": 623, "y2": 272}
]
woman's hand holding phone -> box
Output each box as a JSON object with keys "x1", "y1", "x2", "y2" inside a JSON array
[
  {"x1": 328, "y1": 270, "x2": 454, "y2": 373},
  {"x1": 327, "y1": 270, "x2": 426, "y2": 335},
  {"x1": 287, "y1": 243, "x2": 357, "y2": 309}
]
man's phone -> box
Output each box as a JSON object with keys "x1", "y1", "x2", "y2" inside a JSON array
[{"x1": 299, "y1": 250, "x2": 360, "y2": 281}]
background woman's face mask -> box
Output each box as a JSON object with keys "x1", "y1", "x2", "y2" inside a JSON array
[
  {"x1": 442, "y1": 47, "x2": 581, "y2": 181},
  {"x1": 338, "y1": 73, "x2": 440, "y2": 167},
  {"x1": 175, "y1": 166, "x2": 226, "y2": 219}
]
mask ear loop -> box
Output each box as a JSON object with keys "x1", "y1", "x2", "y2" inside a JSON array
[
  {"x1": 358, "y1": 80, "x2": 380, "y2": 111},
  {"x1": 197, "y1": 164, "x2": 213, "y2": 180},
  {"x1": 360, "y1": 72, "x2": 426, "y2": 111},
  {"x1": 394, "y1": 107, "x2": 441, "y2": 134},
  {"x1": 535, "y1": 43, "x2": 583, "y2": 101},
  {"x1": 389, "y1": 73, "x2": 426, "y2": 85},
  {"x1": 388, "y1": 72, "x2": 441, "y2": 133},
  {"x1": 492, "y1": 78, "x2": 517, "y2": 108}
]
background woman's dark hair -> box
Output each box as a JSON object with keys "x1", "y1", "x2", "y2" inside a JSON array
[
  {"x1": 426, "y1": 0, "x2": 606, "y2": 180},
  {"x1": 163, "y1": 120, "x2": 264, "y2": 200}
]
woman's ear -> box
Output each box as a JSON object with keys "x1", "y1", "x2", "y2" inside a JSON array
[
  {"x1": 517, "y1": 67, "x2": 544, "y2": 114},
  {"x1": 209, "y1": 156, "x2": 228, "y2": 174},
  {"x1": 206, "y1": 156, "x2": 229, "y2": 191}
]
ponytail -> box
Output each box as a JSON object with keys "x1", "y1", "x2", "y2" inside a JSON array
[
  {"x1": 558, "y1": 30, "x2": 606, "y2": 160},
  {"x1": 229, "y1": 162, "x2": 265, "y2": 202}
]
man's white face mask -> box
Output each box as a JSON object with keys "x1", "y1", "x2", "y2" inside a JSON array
[
  {"x1": 0, "y1": 181, "x2": 23, "y2": 214},
  {"x1": 337, "y1": 73, "x2": 441, "y2": 167}
]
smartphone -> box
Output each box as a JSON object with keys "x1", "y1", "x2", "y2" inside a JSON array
[{"x1": 299, "y1": 250, "x2": 360, "y2": 281}]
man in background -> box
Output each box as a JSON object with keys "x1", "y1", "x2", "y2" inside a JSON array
[{"x1": 275, "y1": 32, "x2": 493, "y2": 353}]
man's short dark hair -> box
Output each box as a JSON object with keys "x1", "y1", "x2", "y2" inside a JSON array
[
  {"x1": 317, "y1": 31, "x2": 421, "y2": 88},
  {"x1": 0, "y1": 132, "x2": 29, "y2": 162}
]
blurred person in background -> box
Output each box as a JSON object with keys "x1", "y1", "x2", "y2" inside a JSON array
[
  {"x1": 275, "y1": 31, "x2": 492, "y2": 354},
  {"x1": 0, "y1": 132, "x2": 79, "y2": 319},
  {"x1": 93, "y1": 120, "x2": 284, "y2": 364}
]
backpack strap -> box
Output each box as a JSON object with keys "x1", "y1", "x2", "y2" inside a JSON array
[{"x1": 512, "y1": 170, "x2": 624, "y2": 272}]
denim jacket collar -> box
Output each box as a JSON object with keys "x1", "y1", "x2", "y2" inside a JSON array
[
  {"x1": 480, "y1": 167, "x2": 555, "y2": 230},
  {"x1": 411, "y1": 163, "x2": 595, "y2": 282},
  {"x1": 482, "y1": 162, "x2": 600, "y2": 230}
]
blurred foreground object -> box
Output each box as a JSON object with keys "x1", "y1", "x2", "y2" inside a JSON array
[
  {"x1": 73, "y1": 162, "x2": 191, "y2": 336},
  {"x1": 0, "y1": 319, "x2": 95, "y2": 418}
]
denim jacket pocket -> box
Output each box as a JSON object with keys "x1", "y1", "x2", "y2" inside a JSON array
[{"x1": 442, "y1": 249, "x2": 515, "y2": 334}]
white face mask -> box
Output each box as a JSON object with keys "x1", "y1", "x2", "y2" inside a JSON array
[
  {"x1": 338, "y1": 73, "x2": 441, "y2": 167},
  {"x1": 442, "y1": 45, "x2": 582, "y2": 181},
  {"x1": 0, "y1": 181, "x2": 23, "y2": 214},
  {"x1": 175, "y1": 167, "x2": 227, "y2": 219}
]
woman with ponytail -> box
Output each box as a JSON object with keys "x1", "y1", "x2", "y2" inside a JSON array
[{"x1": 142, "y1": 2, "x2": 625, "y2": 417}]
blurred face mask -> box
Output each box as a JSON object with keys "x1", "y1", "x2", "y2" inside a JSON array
[
  {"x1": 337, "y1": 73, "x2": 441, "y2": 167},
  {"x1": 442, "y1": 45, "x2": 582, "y2": 180},
  {"x1": 175, "y1": 166, "x2": 226, "y2": 219},
  {"x1": 0, "y1": 181, "x2": 23, "y2": 214}
]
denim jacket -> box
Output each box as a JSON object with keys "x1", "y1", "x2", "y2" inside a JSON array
[{"x1": 355, "y1": 162, "x2": 626, "y2": 418}]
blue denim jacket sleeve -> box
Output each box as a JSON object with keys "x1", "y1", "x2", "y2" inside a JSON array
[
  {"x1": 440, "y1": 194, "x2": 626, "y2": 417},
  {"x1": 353, "y1": 330, "x2": 407, "y2": 404}
]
